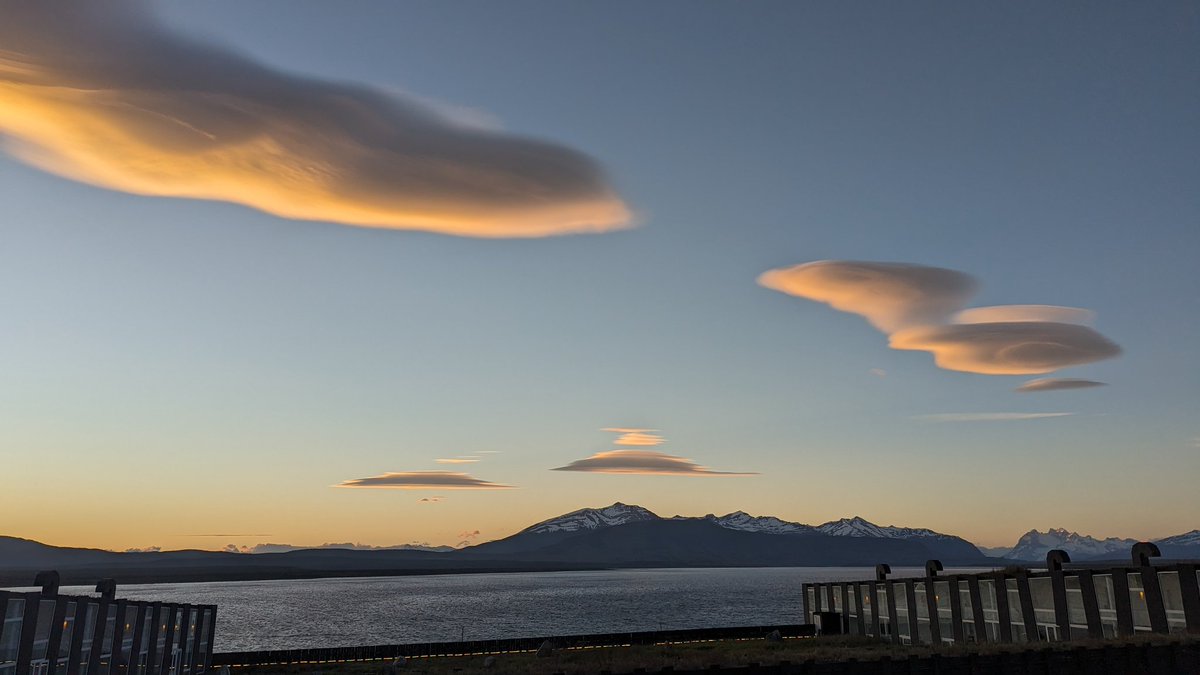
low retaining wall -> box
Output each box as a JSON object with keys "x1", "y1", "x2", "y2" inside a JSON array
[{"x1": 212, "y1": 624, "x2": 816, "y2": 667}]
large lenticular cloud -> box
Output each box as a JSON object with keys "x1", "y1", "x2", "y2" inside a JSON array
[
  {"x1": 889, "y1": 322, "x2": 1120, "y2": 375},
  {"x1": 758, "y1": 260, "x2": 1122, "y2": 377},
  {"x1": 0, "y1": 2, "x2": 630, "y2": 237}
]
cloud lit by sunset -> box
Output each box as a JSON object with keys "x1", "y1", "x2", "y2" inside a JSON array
[
  {"x1": 0, "y1": 2, "x2": 630, "y2": 238},
  {"x1": 335, "y1": 472, "x2": 513, "y2": 489},
  {"x1": 553, "y1": 449, "x2": 755, "y2": 476},
  {"x1": 759, "y1": 260, "x2": 1122, "y2": 377}
]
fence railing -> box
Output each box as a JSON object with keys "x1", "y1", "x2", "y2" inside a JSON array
[
  {"x1": 804, "y1": 547, "x2": 1200, "y2": 646},
  {"x1": 0, "y1": 574, "x2": 217, "y2": 675}
]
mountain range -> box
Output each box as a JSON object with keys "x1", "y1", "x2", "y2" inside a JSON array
[
  {"x1": 992, "y1": 527, "x2": 1200, "y2": 562},
  {"x1": 2, "y1": 503, "x2": 1195, "y2": 586}
]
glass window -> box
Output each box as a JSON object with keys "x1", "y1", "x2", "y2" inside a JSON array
[
  {"x1": 1064, "y1": 575, "x2": 1090, "y2": 640},
  {"x1": 1157, "y1": 572, "x2": 1186, "y2": 634},
  {"x1": 958, "y1": 582, "x2": 977, "y2": 642},
  {"x1": 196, "y1": 610, "x2": 212, "y2": 670},
  {"x1": 0, "y1": 599, "x2": 25, "y2": 675},
  {"x1": 913, "y1": 581, "x2": 931, "y2": 644},
  {"x1": 1028, "y1": 577, "x2": 1058, "y2": 641},
  {"x1": 805, "y1": 587, "x2": 815, "y2": 617},
  {"x1": 136, "y1": 608, "x2": 154, "y2": 675},
  {"x1": 1005, "y1": 579, "x2": 1027, "y2": 643},
  {"x1": 32, "y1": 599, "x2": 57, "y2": 664},
  {"x1": 98, "y1": 606, "x2": 117, "y2": 675},
  {"x1": 1128, "y1": 574, "x2": 1151, "y2": 631},
  {"x1": 56, "y1": 601, "x2": 78, "y2": 673},
  {"x1": 933, "y1": 581, "x2": 953, "y2": 642},
  {"x1": 79, "y1": 602, "x2": 100, "y2": 675},
  {"x1": 118, "y1": 605, "x2": 139, "y2": 672},
  {"x1": 978, "y1": 579, "x2": 1000, "y2": 642},
  {"x1": 1092, "y1": 574, "x2": 1118, "y2": 638},
  {"x1": 894, "y1": 583, "x2": 911, "y2": 642},
  {"x1": 876, "y1": 585, "x2": 890, "y2": 638}
]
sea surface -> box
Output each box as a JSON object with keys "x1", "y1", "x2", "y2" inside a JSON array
[{"x1": 32, "y1": 567, "x2": 952, "y2": 652}]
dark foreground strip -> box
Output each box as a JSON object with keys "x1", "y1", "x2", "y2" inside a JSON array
[
  {"x1": 212, "y1": 623, "x2": 815, "y2": 667},
  {"x1": 650, "y1": 641, "x2": 1200, "y2": 675}
]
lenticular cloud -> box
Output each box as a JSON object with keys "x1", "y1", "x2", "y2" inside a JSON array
[
  {"x1": 0, "y1": 2, "x2": 630, "y2": 237},
  {"x1": 757, "y1": 261, "x2": 978, "y2": 333},
  {"x1": 552, "y1": 449, "x2": 755, "y2": 476},
  {"x1": 758, "y1": 260, "x2": 1121, "y2": 377}
]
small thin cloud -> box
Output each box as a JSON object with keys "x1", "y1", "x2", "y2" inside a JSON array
[
  {"x1": 185, "y1": 533, "x2": 273, "y2": 538},
  {"x1": 1016, "y1": 378, "x2": 1107, "y2": 393},
  {"x1": 435, "y1": 457, "x2": 480, "y2": 464},
  {"x1": 418, "y1": 496, "x2": 444, "y2": 503},
  {"x1": 869, "y1": 368, "x2": 887, "y2": 378},
  {"x1": 476, "y1": 450, "x2": 502, "y2": 455},
  {"x1": 914, "y1": 412, "x2": 1074, "y2": 423},
  {"x1": 334, "y1": 471, "x2": 513, "y2": 490},
  {"x1": 553, "y1": 449, "x2": 755, "y2": 476},
  {"x1": 602, "y1": 428, "x2": 665, "y2": 446},
  {"x1": 123, "y1": 546, "x2": 162, "y2": 553}
]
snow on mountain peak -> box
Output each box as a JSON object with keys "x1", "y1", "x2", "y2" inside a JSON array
[
  {"x1": 708, "y1": 511, "x2": 817, "y2": 535},
  {"x1": 1159, "y1": 529, "x2": 1200, "y2": 546},
  {"x1": 1007, "y1": 528, "x2": 1136, "y2": 561},
  {"x1": 815, "y1": 516, "x2": 947, "y2": 540},
  {"x1": 522, "y1": 503, "x2": 659, "y2": 534}
]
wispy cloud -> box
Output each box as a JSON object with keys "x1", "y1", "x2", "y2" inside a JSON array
[
  {"x1": 758, "y1": 260, "x2": 1121, "y2": 376},
  {"x1": 0, "y1": 3, "x2": 629, "y2": 238},
  {"x1": 334, "y1": 471, "x2": 513, "y2": 489},
  {"x1": 1016, "y1": 378, "x2": 1107, "y2": 393},
  {"x1": 553, "y1": 449, "x2": 755, "y2": 476},
  {"x1": 435, "y1": 457, "x2": 480, "y2": 464},
  {"x1": 601, "y1": 428, "x2": 665, "y2": 446},
  {"x1": 914, "y1": 412, "x2": 1074, "y2": 423},
  {"x1": 418, "y1": 496, "x2": 444, "y2": 503},
  {"x1": 185, "y1": 533, "x2": 274, "y2": 538}
]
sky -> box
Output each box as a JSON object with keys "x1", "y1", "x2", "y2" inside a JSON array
[{"x1": 1, "y1": 1, "x2": 1197, "y2": 552}]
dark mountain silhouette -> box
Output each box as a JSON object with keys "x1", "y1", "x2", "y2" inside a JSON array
[{"x1": 1, "y1": 503, "x2": 1006, "y2": 586}]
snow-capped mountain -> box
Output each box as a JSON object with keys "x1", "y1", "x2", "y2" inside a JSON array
[
  {"x1": 521, "y1": 503, "x2": 659, "y2": 535},
  {"x1": 815, "y1": 516, "x2": 949, "y2": 540},
  {"x1": 1158, "y1": 530, "x2": 1200, "y2": 547},
  {"x1": 1007, "y1": 529, "x2": 1136, "y2": 561},
  {"x1": 701, "y1": 511, "x2": 817, "y2": 536},
  {"x1": 467, "y1": 504, "x2": 987, "y2": 564}
]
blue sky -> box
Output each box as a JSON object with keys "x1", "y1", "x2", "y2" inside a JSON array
[{"x1": 1, "y1": 1, "x2": 1197, "y2": 550}]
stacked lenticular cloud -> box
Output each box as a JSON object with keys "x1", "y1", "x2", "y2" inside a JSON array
[{"x1": 758, "y1": 261, "x2": 1120, "y2": 377}]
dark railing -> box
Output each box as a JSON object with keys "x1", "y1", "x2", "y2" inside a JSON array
[
  {"x1": 0, "y1": 576, "x2": 217, "y2": 675},
  {"x1": 212, "y1": 624, "x2": 817, "y2": 667},
  {"x1": 804, "y1": 545, "x2": 1200, "y2": 646}
]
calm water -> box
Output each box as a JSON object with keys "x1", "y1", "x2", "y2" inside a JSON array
[{"x1": 31, "y1": 567, "x2": 942, "y2": 652}]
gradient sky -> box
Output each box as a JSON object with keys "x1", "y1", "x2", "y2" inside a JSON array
[{"x1": 2, "y1": 1, "x2": 1197, "y2": 552}]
